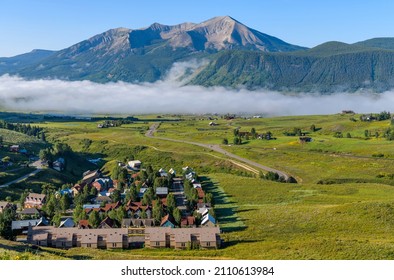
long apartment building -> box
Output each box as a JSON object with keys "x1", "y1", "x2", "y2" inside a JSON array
[{"x1": 27, "y1": 224, "x2": 221, "y2": 250}]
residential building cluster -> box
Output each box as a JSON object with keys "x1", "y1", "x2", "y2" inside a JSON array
[{"x1": 3, "y1": 160, "x2": 221, "y2": 250}]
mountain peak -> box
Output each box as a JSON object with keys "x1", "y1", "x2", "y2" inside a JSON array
[{"x1": 208, "y1": 15, "x2": 236, "y2": 22}]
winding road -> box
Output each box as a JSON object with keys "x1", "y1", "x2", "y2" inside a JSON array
[
  {"x1": 145, "y1": 123, "x2": 290, "y2": 180},
  {"x1": 0, "y1": 160, "x2": 44, "y2": 188}
]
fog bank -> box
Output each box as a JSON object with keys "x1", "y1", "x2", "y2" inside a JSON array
[{"x1": 1, "y1": 64, "x2": 394, "y2": 116}]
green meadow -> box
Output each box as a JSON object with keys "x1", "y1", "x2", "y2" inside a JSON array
[{"x1": 2, "y1": 112, "x2": 394, "y2": 259}]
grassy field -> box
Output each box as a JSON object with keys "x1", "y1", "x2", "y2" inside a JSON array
[{"x1": 2, "y1": 113, "x2": 394, "y2": 259}]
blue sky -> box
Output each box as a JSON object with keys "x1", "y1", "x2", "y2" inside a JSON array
[{"x1": 1, "y1": 0, "x2": 394, "y2": 57}]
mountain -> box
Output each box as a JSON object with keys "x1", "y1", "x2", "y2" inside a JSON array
[
  {"x1": 0, "y1": 16, "x2": 305, "y2": 83},
  {"x1": 2, "y1": 17, "x2": 394, "y2": 92},
  {"x1": 0, "y1": 49, "x2": 55, "y2": 73},
  {"x1": 190, "y1": 41, "x2": 394, "y2": 92},
  {"x1": 353, "y1": 37, "x2": 394, "y2": 51}
]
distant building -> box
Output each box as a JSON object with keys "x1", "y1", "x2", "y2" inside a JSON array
[
  {"x1": 24, "y1": 193, "x2": 46, "y2": 209},
  {"x1": 128, "y1": 160, "x2": 141, "y2": 171},
  {"x1": 156, "y1": 187, "x2": 168, "y2": 198},
  {"x1": 9, "y1": 145, "x2": 19, "y2": 152},
  {"x1": 81, "y1": 170, "x2": 101, "y2": 185},
  {"x1": 27, "y1": 226, "x2": 129, "y2": 249},
  {"x1": 201, "y1": 214, "x2": 216, "y2": 227},
  {"x1": 53, "y1": 157, "x2": 65, "y2": 172},
  {"x1": 0, "y1": 201, "x2": 12, "y2": 213},
  {"x1": 144, "y1": 227, "x2": 221, "y2": 249}
]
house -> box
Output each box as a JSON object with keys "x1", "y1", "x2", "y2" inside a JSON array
[
  {"x1": 160, "y1": 214, "x2": 177, "y2": 228},
  {"x1": 53, "y1": 157, "x2": 65, "y2": 172},
  {"x1": 125, "y1": 202, "x2": 152, "y2": 219},
  {"x1": 197, "y1": 202, "x2": 211, "y2": 216},
  {"x1": 209, "y1": 122, "x2": 218, "y2": 126},
  {"x1": 180, "y1": 216, "x2": 196, "y2": 228},
  {"x1": 58, "y1": 217, "x2": 74, "y2": 228},
  {"x1": 12, "y1": 217, "x2": 49, "y2": 237},
  {"x1": 78, "y1": 220, "x2": 91, "y2": 229},
  {"x1": 92, "y1": 181, "x2": 105, "y2": 192},
  {"x1": 18, "y1": 207, "x2": 41, "y2": 218},
  {"x1": 71, "y1": 183, "x2": 86, "y2": 196},
  {"x1": 55, "y1": 189, "x2": 73, "y2": 199},
  {"x1": 24, "y1": 193, "x2": 46, "y2": 209},
  {"x1": 138, "y1": 187, "x2": 149, "y2": 198},
  {"x1": 83, "y1": 204, "x2": 101, "y2": 209},
  {"x1": 159, "y1": 168, "x2": 168, "y2": 177},
  {"x1": 198, "y1": 208, "x2": 209, "y2": 217},
  {"x1": 128, "y1": 160, "x2": 141, "y2": 170},
  {"x1": 99, "y1": 217, "x2": 115, "y2": 229},
  {"x1": 360, "y1": 114, "x2": 376, "y2": 122},
  {"x1": 185, "y1": 172, "x2": 195, "y2": 181},
  {"x1": 201, "y1": 214, "x2": 216, "y2": 227},
  {"x1": 197, "y1": 202, "x2": 211, "y2": 210},
  {"x1": 169, "y1": 168, "x2": 176, "y2": 176},
  {"x1": 101, "y1": 201, "x2": 121, "y2": 213},
  {"x1": 0, "y1": 201, "x2": 12, "y2": 213},
  {"x1": 59, "y1": 217, "x2": 75, "y2": 228},
  {"x1": 122, "y1": 218, "x2": 155, "y2": 228},
  {"x1": 92, "y1": 178, "x2": 113, "y2": 192},
  {"x1": 81, "y1": 170, "x2": 101, "y2": 185},
  {"x1": 9, "y1": 145, "x2": 19, "y2": 152},
  {"x1": 155, "y1": 187, "x2": 168, "y2": 198},
  {"x1": 144, "y1": 227, "x2": 221, "y2": 249},
  {"x1": 193, "y1": 183, "x2": 202, "y2": 189},
  {"x1": 93, "y1": 195, "x2": 112, "y2": 205}
]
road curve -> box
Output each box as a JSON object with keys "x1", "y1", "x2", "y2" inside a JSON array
[
  {"x1": 0, "y1": 161, "x2": 43, "y2": 188},
  {"x1": 145, "y1": 123, "x2": 290, "y2": 180}
]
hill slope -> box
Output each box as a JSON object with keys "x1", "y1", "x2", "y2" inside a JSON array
[{"x1": 190, "y1": 42, "x2": 394, "y2": 92}]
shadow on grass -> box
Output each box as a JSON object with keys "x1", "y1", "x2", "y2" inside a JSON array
[
  {"x1": 200, "y1": 176, "x2": 247, "y2": 233},
  {"x1": 0, "y1": 241, "x2": 31, "y2": 253},
  {"x1": 222, "y1": 239, "x2": 259, "y2": 248},
  {"x1": 69, "y1": 254, "x2": 93, "y2": 260}
]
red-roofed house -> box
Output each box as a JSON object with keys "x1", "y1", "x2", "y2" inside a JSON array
[{"x1": 181, "y1": 216, "x2": 196, "y2": 228}]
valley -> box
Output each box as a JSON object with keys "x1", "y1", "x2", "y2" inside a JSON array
[{"x1": 2, "y1": 111, "x2": 394, "y2": 259}]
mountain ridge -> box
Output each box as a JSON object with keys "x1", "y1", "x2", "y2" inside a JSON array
[{"x1": 2, "y1": 16, "x2": 394, "y2": 92}]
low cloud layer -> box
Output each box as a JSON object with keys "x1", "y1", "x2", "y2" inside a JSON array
[{"x1": 1, "y1": 62, "x2": 394, "y2": 116}]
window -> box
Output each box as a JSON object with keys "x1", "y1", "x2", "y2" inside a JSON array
[
  {"x1": 113, "y1": 243, "x2": 117, "y2": 247},
  {"x1": 87, "y1": 243, "x2": 91, "y2": 248},
  {"x1": 181, "y1": 243, "x2": 186, "y2": 247},
  {"x1": 207, "y1": 242, "x2": 211, "y2": 247},
  {"x1": 155, "y1": 242, "x2": 160, "y2": 246}
]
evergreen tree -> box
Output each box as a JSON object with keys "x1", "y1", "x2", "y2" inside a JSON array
[
  {"x1": 88, "y1": 211, "x2": 100, "y2": 228},
  {"x1": 0, "y1": 207, "x2": 16, "y2": 240},
  {"x1": 166, "y1": 193, "x2": 176, "y2": 214},
  {"x1": 73, "y1": 204, "x2": 83, "y2": 223},
  {"x1": 60, "y1": 194, "x2": 71, "y2": 213},
  {"x1": 173, "y1": 208, "x2": 182, "y2": 226},
  {"x1": 152, "y1": 200, "x2": 164, "y2": 225},
  {"x1": 52, "y1": 212, "x2": 62, "y2": 227}
]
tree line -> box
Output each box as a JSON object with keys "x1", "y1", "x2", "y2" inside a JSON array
[{"x1": 0, "y1": 120, "x2": 46, "y2": 141}]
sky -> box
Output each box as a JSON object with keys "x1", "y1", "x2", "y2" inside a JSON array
[{"x1": 1, "y1": 0, "x2": 394, "y2": 57}]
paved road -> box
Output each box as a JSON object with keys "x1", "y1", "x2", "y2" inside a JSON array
[
  {"x1": 145, "y1": 123, "x2": 290, "y2": 180},
  {"x1": 0, "y1": 160, "x2": 44, "y2": 188}
]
